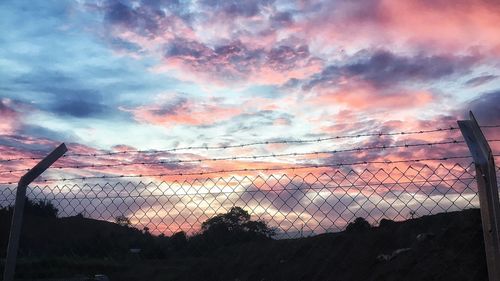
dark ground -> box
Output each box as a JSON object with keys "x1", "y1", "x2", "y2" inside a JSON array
[{"x1": 0, "y1": 209, "x2": 487, "y2": 281}]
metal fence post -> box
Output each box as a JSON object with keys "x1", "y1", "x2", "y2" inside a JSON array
[
  {"x1": 2, "y1": 143, "x2": 67, "y2": 281},
  {"x1": 458, "y1": 112, "x2": 500, "y2": 281}
]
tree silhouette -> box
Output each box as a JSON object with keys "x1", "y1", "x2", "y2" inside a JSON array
[
  {"x1": 345, "y1": 217, "x2": 371, "y2": 232},
  {"x1": 1, "y1": 199, "x2": 58, "y2": 218},
  {"x1": 200, "y1": 207, "x2": 275, "y2": 244},
  {"x1": 170, "y1": 231, "x2": 188, "y2": 251}
]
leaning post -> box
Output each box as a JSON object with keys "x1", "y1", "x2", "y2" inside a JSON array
[
  {"x1": 2, "y1": 143, "x2": 67, "y2": 281},
  {"x1": 458, "y1": 111, "x2": 500, "y2": 281}
]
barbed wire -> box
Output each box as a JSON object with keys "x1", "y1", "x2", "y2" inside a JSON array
[
  {"x1": 0, "y1": 125, "x2": 472, "y2": 163},
  {"x1": 0, "y1": 139, "x2": 471, "y2": 175},
  {"x1": 3, "y1": 124, "x2": 500, "y2": 164},
  {"x1": 0, "y1": 155, "x2": 479, "y2": 185}
]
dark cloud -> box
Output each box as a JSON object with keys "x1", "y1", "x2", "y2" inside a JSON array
[
  {"x1": 101, "y1": 0, "x2": 191, "y2": 38},
  {"x1": 150, "y1": 96, "x2": 189, "y2": 116},
  {"x1": 19, "y1": 125, "x2": 79, "y2": 143},
  {"x1": 104, "y1": 1, "x2": 137, "y2": 27},
  {"x1": 281, "y1": 78, "x2": 301, "y2": 89},
  {"x1": 270, "y1": 11, "x2": 294, "y2": 27},
  {"x1": 140, "y1": 0, "x2": 182, "y2": 11},
  {"x1": 47, "y1": 89, "x2": 109, "y2": 118},
  {"x1": 164, "y1": 39, "x2": 316, "y2": 80},
  {"x1": 12, "y1": 69, "x2": 109, "y2": 118},
  {"x1": 10, "y1": 69, "x2": 148, "y2": 119},
  {"x1": 267, "y1": 45, "x2": 309, "y2": 71},
  {"x1": 464, "y1": 90, "x2": 500, "y2": 124},
  {"x1": 199, "y1": 0, "x2": 275, "y2": 18},
  {"x1": 165, "y1": 38, "x2": 212, "y2": 59},
  {"x1": 165, "y1": 39, "x2": 261, "y2": 78},
  {"x1": 464, "y1": 74, "x2": 498, "y2": 87},
  {"x1": 304, "y1": 50, "x2": 479, "y2": 90}
]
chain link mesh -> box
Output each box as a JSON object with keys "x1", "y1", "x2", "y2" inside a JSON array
[
  {"x1": 0, "y1": 162, "x2": 483, "y2": 237},
  {"x1": 0, "y1": 161, "x2": 497, "y2": 280}
]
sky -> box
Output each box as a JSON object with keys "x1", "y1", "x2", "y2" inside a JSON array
[{"x1": 1, "y1": 0, "x2": 500, "y2": 234}]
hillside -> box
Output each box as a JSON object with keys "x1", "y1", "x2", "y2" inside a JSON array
[{"x1": 0, "y1": 207, "x2": 487, "y2": 281}]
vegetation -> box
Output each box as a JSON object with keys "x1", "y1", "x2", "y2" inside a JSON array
[
  {"x1": 345, "y1": 217, "x2": 372, "y2": 232},
  {"x1": 0, "y1": 208, "x2": 485, "y2": 281},
  {"x1": 0, "y1": 200, "x2": 275, "y2": 259},
  {"x1": 0, "y1": 199, "x2": 58, "y2": 218},
  {"x1": 186, "y1": 207, "x2": 276, "y2": 252},
  {"x1": 114, "y1": 215, "x2": 132, "y2": 227},
  {"x1": 201, "y1": 207, "x2": 275, "y2": 237}
]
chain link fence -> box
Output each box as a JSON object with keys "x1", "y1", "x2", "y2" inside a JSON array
[
  {"x1": 0, "y1": 162, "x2": 482, "y2": 237},
  {"x1": 0, "y1": 161, "x2": 496, "y2": 280}
]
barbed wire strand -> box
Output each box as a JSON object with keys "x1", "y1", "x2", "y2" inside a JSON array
[
  {"x1": 0, "y1": 125, "x2": 477, "y2": 163},
  {"x1": 0, "y1": 139, "x2": 474, "y2": 175},
  {"x1": 4, "y1": 124, "x2": 500, "y2": 164},
  {"x1": 0, "y1": 155, "x2": 483, "y2": 185}
]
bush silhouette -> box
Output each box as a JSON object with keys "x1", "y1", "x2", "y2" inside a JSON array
[
  {"x1": 26, "y1": 199, "x2": 58, "y2": 217},
  {"x1": 115, "y1": 215, "x2": 132, "y2": 227},
  {"x1": 170, "y1": 231, "x2": 188, "y2": 251},
  {"x1": 346, "y1": 217, "x2": 371, "y2": 232}
]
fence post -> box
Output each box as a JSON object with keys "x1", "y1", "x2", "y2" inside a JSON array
[
  {"x1": 2, "y1": 143, "x2": 67, "y2": 281},
  {"x1": 458, "y1": 111, "x2": 500, "y2": 281}
]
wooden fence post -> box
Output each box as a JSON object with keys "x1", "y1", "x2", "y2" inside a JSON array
[
  {"x1": 458, "y1": 112, "x2": 500, "y2": 281},
  {"x1": 2, "y1": 143, "x2": 67, "y2": 281}
]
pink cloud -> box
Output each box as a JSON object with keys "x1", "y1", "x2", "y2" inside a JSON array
[
  {"x1": 310, "y1": 83, "x2": 435, "y2": 111},
  {"x1": 298, "y1": 0, "x2": 500, "y2": 55},
  {"x1": 121, "y1": 95, "x2": 244, "y2": 127},
  {"x1": 95, "y1": 0, "x2": 500, "y2": 89},
  {"x1": 158, "y1": 40, "x2": 324, "y2": 85},
  {"x1": 0, "y1": 99, "x2": 21, "y2": 135}
]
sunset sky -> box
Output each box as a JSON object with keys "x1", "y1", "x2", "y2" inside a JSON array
[
  {"x1": 1, "y1": 0, "x2": 500, "y2": 234},
  {"x1": 1, "y1": 0, "x2": 500, "y2": 181},
  {"x1": 1, "y1": 0, "x2": 500, "y2": 158}
]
